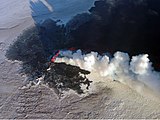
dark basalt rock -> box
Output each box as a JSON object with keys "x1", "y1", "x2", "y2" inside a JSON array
[{"x1": 44, "y1": 63, "x2": 92, "y2": 95}]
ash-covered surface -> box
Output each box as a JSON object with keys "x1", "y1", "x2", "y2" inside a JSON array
[
  {"x1": 44, "y1": 63, "x2": 92, "y2": 95},
  {"x1": 5, "y1": 27, "x2": 48, "y2": 80},
  {"x1": 5, "y1": 27, "x2": 92, "y2": 94}
]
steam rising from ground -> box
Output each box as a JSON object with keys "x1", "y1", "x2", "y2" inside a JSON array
[{"x1": 55, "y1": 50, "x2": 160, "y2": 98}]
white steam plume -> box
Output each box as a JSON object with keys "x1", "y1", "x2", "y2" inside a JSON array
[{"x1": 55, "y1": 50, "x2": 160, "y2": 98}]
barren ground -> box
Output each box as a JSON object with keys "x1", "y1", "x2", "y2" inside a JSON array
[{"x1": 0, "y1": 0, "x2": 160, "y2": 119}]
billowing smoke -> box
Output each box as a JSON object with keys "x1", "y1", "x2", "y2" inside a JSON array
[
  {"x1": 55, "y1": 50, "x2": 160, "y2": 98},
  {"x1": 29, "y1": 0, "x2": 160, "y2": 70},
  {"x1": 64, "y1": 0, "x2": 160, "y2": 70}
]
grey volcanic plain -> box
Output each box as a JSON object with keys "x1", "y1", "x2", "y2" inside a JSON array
[{"x1": 0, "y1": 0, "x2": 160, "y2": 119}]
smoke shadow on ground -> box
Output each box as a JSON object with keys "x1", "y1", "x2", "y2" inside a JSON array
[
  {"x1": 6, "y1": 26, "x2": 92, "y2": 95},
  {"x1": 6, "y1": 0, "x2": 160, "y2": 94},
  {"x1": 6, "y1": 27, "x2": 48, "y2": 79}
]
